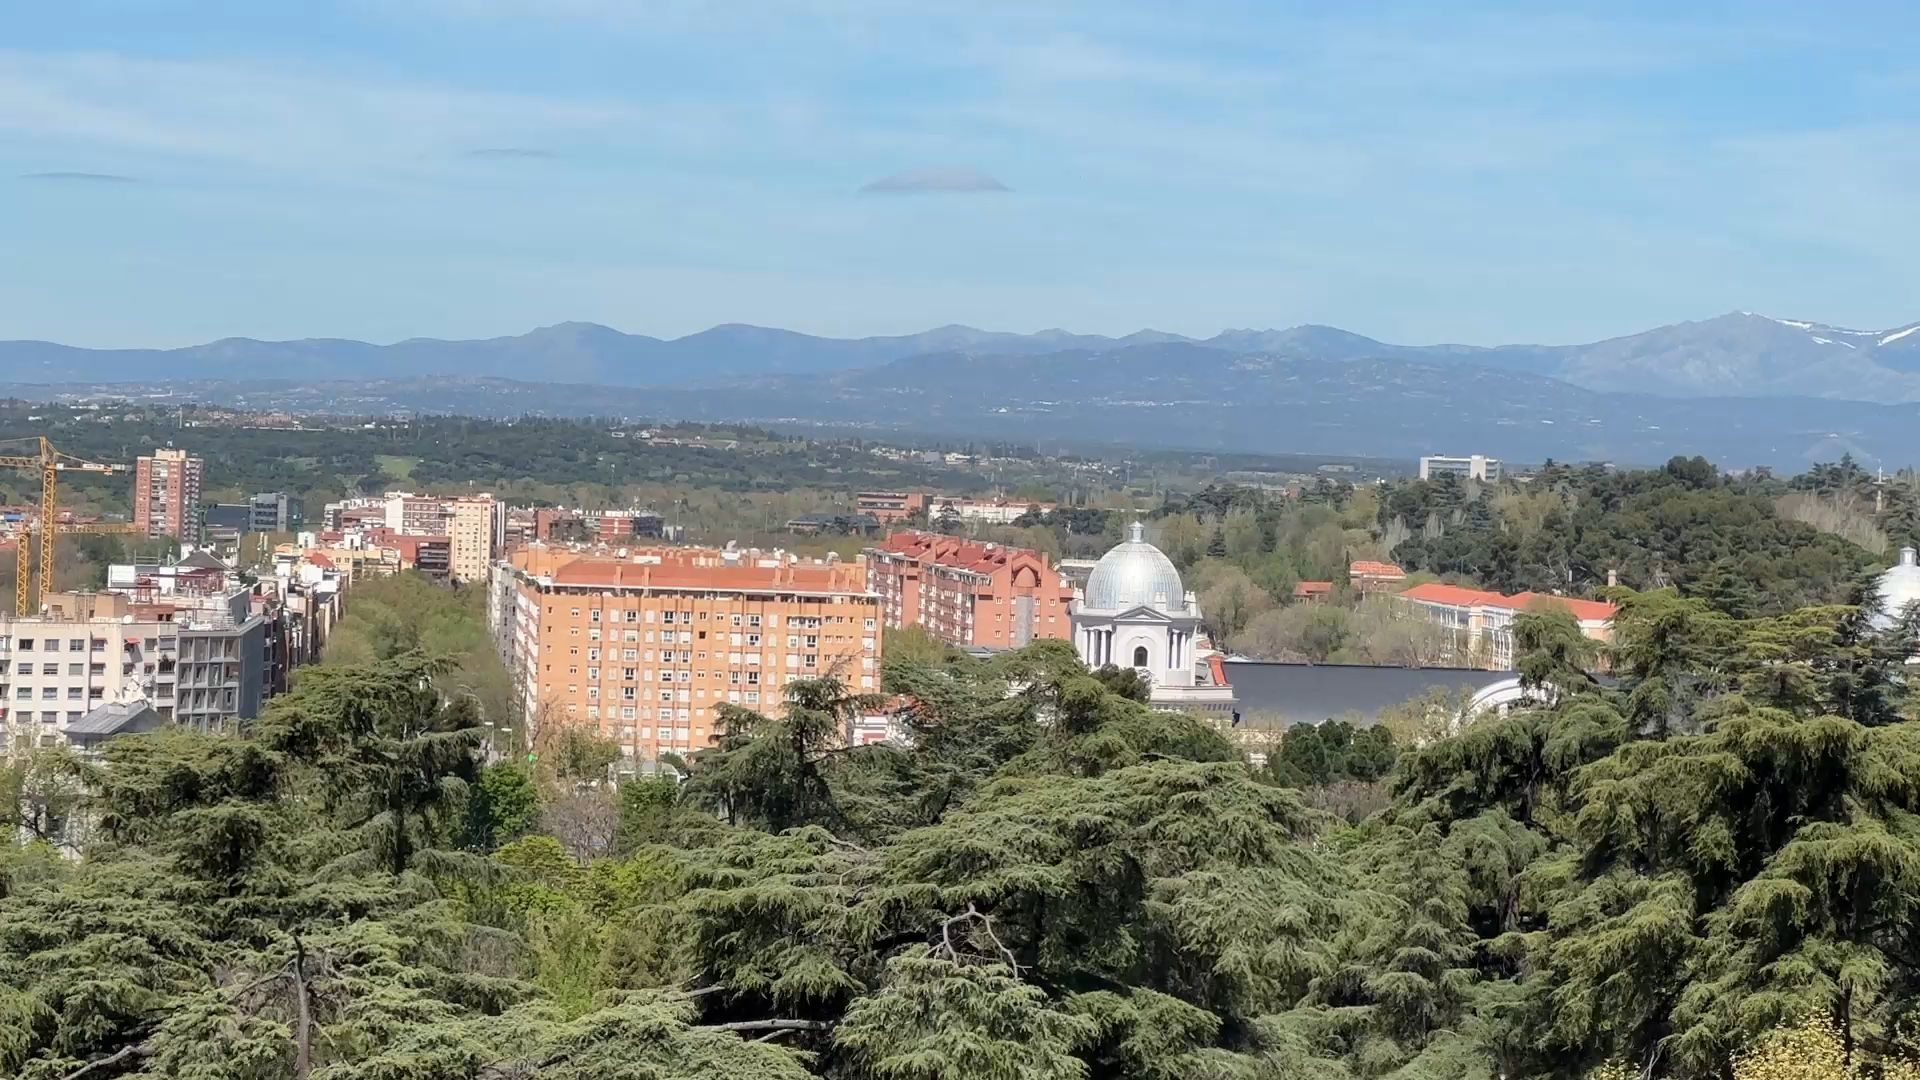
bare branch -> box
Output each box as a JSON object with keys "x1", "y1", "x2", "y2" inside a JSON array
[
  {"x1": 697, "y1": 1018, "x2": 832, "y2": 1034},
  {"x1": 935, "y1": 902, "x2": 1023, "y2": 976},
  {"x1": 60, "y1": 1042, "x2": 150, "y2": 1080}
]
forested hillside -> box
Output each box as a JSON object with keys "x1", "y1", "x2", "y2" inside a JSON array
[{"x1": 6, "y1": 580, "x2": 1920, "y2": 1077}]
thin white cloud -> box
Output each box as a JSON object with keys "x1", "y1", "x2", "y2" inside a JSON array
[
  {"x1": 0, "y1": 50, "x2": 701, "y2": 178},
  {"x1": 860, "y1": 166, "x2": 1008, "y2": 194},
  {"x1": 20, "y1": 170, "x2": 140, "y2": 182}
]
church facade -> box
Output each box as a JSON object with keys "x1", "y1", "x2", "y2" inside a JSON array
[{"x1": 1071, "y1": 522, "x2": 1236, "y2": 715}]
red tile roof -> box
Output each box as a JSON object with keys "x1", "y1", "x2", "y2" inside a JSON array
[
  {"x1": 875, "y1": 530, "x2": 1058, "y2": 577},
  {"x1": 1398, "y1": 582, "x2": 1615, "y2": 622},
  {"x1": 1348, "y1": 560, "x2": 1406, "y2": 578},
  {"x1": 1293, "y1": 581, "x2": 1335, "y2": 597}
]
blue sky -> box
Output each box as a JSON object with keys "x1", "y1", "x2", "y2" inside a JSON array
[{"x1": 4, "y1": 1, "x2": 1917, "y2": 348}]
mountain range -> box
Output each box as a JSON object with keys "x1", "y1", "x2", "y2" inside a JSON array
[
  {"x1": 12, "y1": 341, "x2": 1915, "y2": 468},
  {"x1": 7, "y1": 311, "x2": 1920, "y2": 400}
]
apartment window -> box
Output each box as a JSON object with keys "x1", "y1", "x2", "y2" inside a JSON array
[
  {"x1": 41, "y1": 688, "x2": 56, "y2": 700},
  {"x1": 40, "y1": 664, "x2": 57, "y2": 676},
  {"x1": 587, "y1": 667, "x2": 600, "y2": 680},
  {"x1": 747, "y1": 634, "x2": 760, "y2": 646},
  {"x1": 13, "y1": 687, "x2": 28, "y2": 700},
  {"x1": 747, "y1": 615, "x2": 761, "y2": 628},
  {"x1": 622, "y1": 648, "x2": 637, "y2": 661},
  {"x1": 623, "y1": 668, "x2": 637, "y2": 681},
  {"x1": 13, "y1": 664, "x2": 27, "y2": 675},
  {"x1": 17, "y1": 639, "x2": 31, "y2": 651},
  {"x1": 91, "y1": 639, "x2": 106, "y2": 652},
  {"x1": 730, "y1": 614, "x2": 742, "y2": 626},
  {"x1": 589, "y1": 609, "x2": 601, "y2": 622},
  {"x1": 622, "y1": 687, "x2": 636, "y2": 700},
  {"x1": 587, "y1": 687, "x2": 599, "y2": 700},
  {"x1": 864, "y1": 618, "x2": 876, "y2": 630},
  {"x1": 68, "y1": 639, "x2": 84, "y2": 651}
]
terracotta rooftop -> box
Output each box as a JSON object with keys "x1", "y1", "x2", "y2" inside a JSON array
[
  {"x1": 1348, "y1": 560, "x2": 1406, "y2": 578},
  {"x1": 874, "y1": 530, "x2": 1055, "y2": 576},
  {"x1": 1398, "y1": 582, "x2": 1615, "y2": 623}
]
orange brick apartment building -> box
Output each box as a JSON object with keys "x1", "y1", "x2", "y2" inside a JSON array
[
  {"x1": 492, "y1": 545, "x2": 880, "y2": 766},
  {"x1": 865, "y1": 531, "x2": 1075, "y2": 648}
]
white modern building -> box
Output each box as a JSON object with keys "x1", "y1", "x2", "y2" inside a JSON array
[
  {"x1": 1070, "y1": 522, "x2": 1236, "y2": 716},
  {"x1": 1419, "y1": 454, "x2": 1502, "y2": 482},
  {"x1": 1873, "y1": 546, "x2": 1920, "y2": 632}
]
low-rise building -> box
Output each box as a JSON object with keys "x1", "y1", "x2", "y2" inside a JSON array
[
  {"x1": 930, "y1": 497, "x2": 1055, "y2": 525},
  {"x1": 1418, "y1": 455, "x2": 1502, "y2": 483},
  {"x1": 855, "y1": 492, "x2": 929, "y2": 523},
  {"x1": 1395, "y1": 582, "x2": 1614, "y2": 670},
  {"x1": 1293, "y1": 581, "x2": 1335, "y2": 604},
  {"x1": 866, "y1": 531, "x2": 1076, "y2": 648},
  {"x1": 1348, "y1": 560, "x2": 1407, "y2": 593},
  {"x1": 597, "y1": 509, "x2": 668, "y2": 540}
]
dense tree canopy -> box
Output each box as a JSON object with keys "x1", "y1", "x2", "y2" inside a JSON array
[{"x1": 7, "y1": 579, "x2": 1920, "y2": 1078}]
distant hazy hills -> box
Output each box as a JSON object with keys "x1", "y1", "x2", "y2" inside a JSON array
[
  {"x1": 8, "y1": 312, "x2": 1920, "y2": 466},
  {"x1": 16, "y1": 342, "x2": 1918, "y2": 468},
  {"x1": 7, "y1": 311, "x2": 1919, "y2": 400}
]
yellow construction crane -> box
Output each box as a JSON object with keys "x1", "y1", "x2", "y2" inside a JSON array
[{"x1": 0, "y1": 437, "x2": 132, "y2": 615}]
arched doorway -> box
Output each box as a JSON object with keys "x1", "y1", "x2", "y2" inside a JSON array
[{"x1": 1132, "y1": 645, "x2": 1149, "y2": 668}]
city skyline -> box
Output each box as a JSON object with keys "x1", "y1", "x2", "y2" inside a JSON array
[{"x1": 6, "y1": 2, "x2": 1918, "y2": 349}]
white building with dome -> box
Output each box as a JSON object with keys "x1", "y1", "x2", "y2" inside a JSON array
[
  {"x1": 1072, "y1": 521, "x2": 1237, "y2": 716},
  {"x1": 1874, "y1": 546, "x2": 1920, "y2": 632}
]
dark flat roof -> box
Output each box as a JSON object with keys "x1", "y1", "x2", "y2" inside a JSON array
[{"x1": 1223, "y1": 661, "x2": 1515, "y2": 728}]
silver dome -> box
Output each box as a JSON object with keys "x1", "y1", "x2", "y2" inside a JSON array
[
  {"x1": 1083, "y1": 521, "x2": 1187, "y2": 613},
  {"x1": 1874, "y1": 546, "x2": 1920, "y2": 630}
]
